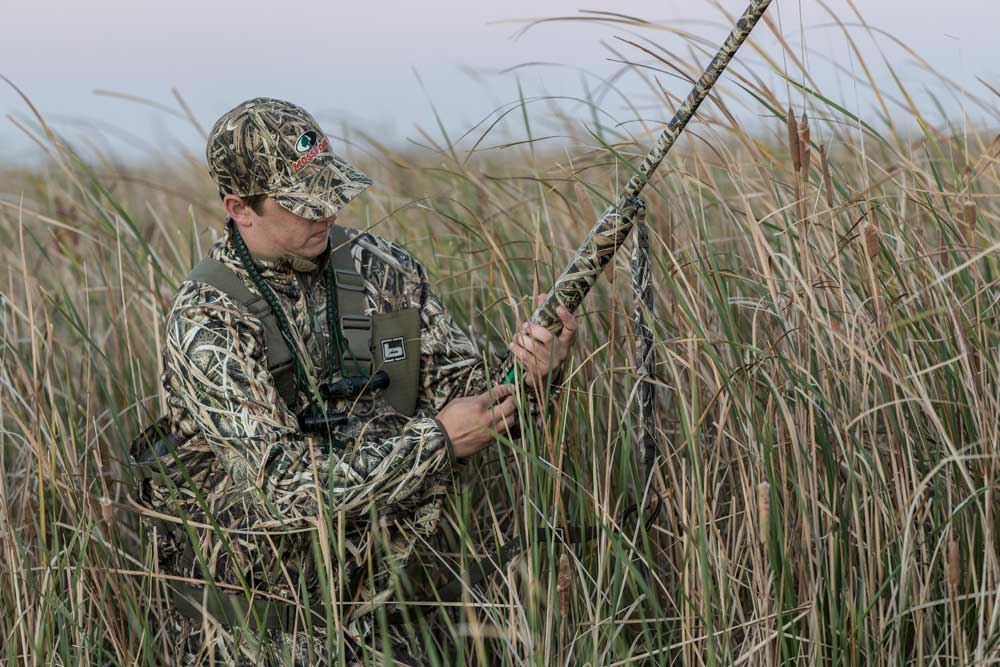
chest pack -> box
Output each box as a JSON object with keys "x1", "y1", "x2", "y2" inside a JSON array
[{"x1": 183, "y1": 225, "x2": 421, "y2": 417}]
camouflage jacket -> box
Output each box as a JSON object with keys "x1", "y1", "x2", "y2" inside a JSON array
[{"x1": 133, "y1": 223, "x2": 500, "y2": 627}]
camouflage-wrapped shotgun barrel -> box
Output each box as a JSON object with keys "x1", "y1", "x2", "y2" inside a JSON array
[{"x1": 498, "y1": 0, "x2": 773, "y2": 384}]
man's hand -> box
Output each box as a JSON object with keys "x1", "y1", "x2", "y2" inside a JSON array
[
  {"x1": 508, "y1": 293, "x2": 578, "y2": 390},
  {"x1": 436, "y1": 383, "x2": 518, "y2": 459}
]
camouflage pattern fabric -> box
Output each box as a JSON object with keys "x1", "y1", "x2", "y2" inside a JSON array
[
  {"x1": 132, "y1": 223, "x2": 502, "y2": 665},
  {"x1": 629, "y1": 206, "x2": 657, "y2": 485},
  {"x1": 206, "y1": 98, "x2": 374, "y2": 221}
]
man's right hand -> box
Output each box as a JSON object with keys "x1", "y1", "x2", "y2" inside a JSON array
[{"x1": 435, "y1": 383, "x2": 518, "y2": 459}]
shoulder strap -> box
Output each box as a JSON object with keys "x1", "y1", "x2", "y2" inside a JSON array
[
  {"x1": 185, "y1": 258, "x2": 298, "y2": 407},
  {"x1": 329, "y1": 226, "x2": 373, "y2": 376}
]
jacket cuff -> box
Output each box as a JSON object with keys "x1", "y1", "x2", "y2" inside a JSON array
[{"x1": 432, "y1": 417, "x2": 457, "y2": 465}]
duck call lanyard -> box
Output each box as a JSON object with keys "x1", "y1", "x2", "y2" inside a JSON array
[{"x1": 227, "y1": 220, "x2": 365, "y2": 411}]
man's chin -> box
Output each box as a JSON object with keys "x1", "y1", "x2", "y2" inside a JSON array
[{"x1": 299, "y1": 232, "x2": 329, "y2": 257}]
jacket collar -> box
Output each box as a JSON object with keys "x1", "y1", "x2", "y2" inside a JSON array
[{"x1": 223, "y1": 221, "x2": 333, "y2": 294}]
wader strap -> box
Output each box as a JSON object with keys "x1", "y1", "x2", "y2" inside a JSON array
[
  {"x1": 329, "y1": 226, "x2": 373, "y2": 375},
  {"x1": 186, "y1": 258, "x2": 297, "y2": 407}
]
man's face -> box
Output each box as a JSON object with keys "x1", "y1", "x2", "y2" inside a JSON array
[{"x1": 229, "y1": 195, "x2": 334, "y2": 259}]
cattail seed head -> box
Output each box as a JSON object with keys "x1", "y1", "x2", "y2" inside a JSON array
[
  {"x1": 787, "y1": 107, "x2": 801, "y2": 174},
  {"x1": 947, "y1": 536, "x2": 961, "y2": 591},
  {"x1": 963, "y1": 201, "x2": 977, "y2": 247},
  {"x1": 558, "y1": 552, "x2": 571, "y2": 614},
  {"x1": 864, "y1": 222, "x2": 879, "y2": 263},
  {"x1": 820, "y1": 144, "x2": 834, "y2": 208},
  {"x1": 865, "y1": 219, "x2": 883, "y2": 325},
  {"x1": 757, "y1": 482, "x2": 770, "y2": 544},
  {"x1": 100, "y1": 496, "x2": 113, "y2": 527},
  {"x1": 798, "y1": 114, "x2": 811, "y2": 180}
]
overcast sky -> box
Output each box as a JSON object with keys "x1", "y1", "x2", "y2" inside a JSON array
[{"x1": 2, "y1": 0, "x2": 997, "y2": 165}]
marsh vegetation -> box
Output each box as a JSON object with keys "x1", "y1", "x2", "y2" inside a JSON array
[{"x1": 1, "y1": 9, "x2": 998, "y2": 665}]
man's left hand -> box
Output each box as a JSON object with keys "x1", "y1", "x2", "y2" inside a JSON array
[{"x1": 509, "y1": 293, "x2": 578, "y2": 390}]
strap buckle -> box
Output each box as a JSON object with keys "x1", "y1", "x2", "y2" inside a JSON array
[
  {"x1": 340, "y1": 315, "x2": 373, "y2": 369},
  {"x1": 334, "y1": 268, "x2": 365, "y2": 292}
]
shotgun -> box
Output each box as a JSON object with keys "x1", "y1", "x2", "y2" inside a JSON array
[{"x1": 499, "y1": 0, "x2": 773, "y2": 385}]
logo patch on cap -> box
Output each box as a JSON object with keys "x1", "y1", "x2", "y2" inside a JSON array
[
  {"x1": 292, "y1": 136, "x2": 329, "y2": 172},
  {"x1": 294, "y1": 130, "x2": 318, "y2": 154},
  {"x1": 381, "y1": 337, "x2": 406, "y2": 362}
]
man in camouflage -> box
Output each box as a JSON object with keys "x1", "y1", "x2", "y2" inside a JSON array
[{"x1": 130, "y1": 97, "x2": 578, "y2": 665}]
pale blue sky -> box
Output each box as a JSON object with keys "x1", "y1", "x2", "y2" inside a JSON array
[{"x1": 2, "y1": 0, "x2": 996, "y2": 165}]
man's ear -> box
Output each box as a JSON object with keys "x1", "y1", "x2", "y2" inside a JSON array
[{"x1": 224, "y1": 195, "x2": 254, "y2": 229}]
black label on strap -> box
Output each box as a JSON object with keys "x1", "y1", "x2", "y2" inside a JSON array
[{"x1": 381, "y1": 337, "x2": 406, "y2": 362}]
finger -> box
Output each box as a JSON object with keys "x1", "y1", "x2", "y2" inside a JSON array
[
  {"x1": 556, "y1": 306, "x2": 578, "y2": 343},
  {"x1": 529, "y1": 353, "x2": 557, "y2": 379},
  {"x1": 491, "y1": 403, "x2": 519, "y2": 431},
  {"x1": 524, "y1": 333, "x2": 559, "y2": 363},
  {"x1": 509, "y1": 342, "x2": 527, "y2": 367},
  {"x1": 510, "y1": 341, "x2": 544, "y2": 369},
  {"x1": 533, "y1": 292, "x2": 547, "y2": 307},
  {"x1": 489, "y1": 395, "x2": 517, "y2": 422},
  {"x1": 512, "y1": 343, "x2": 552, "y2": 379},
  {"x1": 497, "y1": 412, "x2": 519, "y2": 433},
  {"x1": 485, "y1": 382, "x2": 514, "y2": 405},
  {"x1": 524, "y1": 322, "x2": 553, "y2": 345},
  {"x1": 513, "y1": 333, "x2": 538, "y2": 354},
  {"x1": 489, "y1": 393, "x2": 515, "y2": 412}
]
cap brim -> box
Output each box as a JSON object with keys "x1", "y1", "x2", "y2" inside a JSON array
[{"x1": 270, "y1": 153, "x2": 373, "y2": 221}]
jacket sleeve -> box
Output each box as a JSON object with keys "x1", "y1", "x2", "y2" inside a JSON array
[{"x1": 162, "y1": 281, "x2": 453, "y2": 528}]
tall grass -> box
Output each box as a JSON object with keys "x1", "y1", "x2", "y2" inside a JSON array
[{"x1": 1, "y1": 9, "x2": 998, "y2": 666}]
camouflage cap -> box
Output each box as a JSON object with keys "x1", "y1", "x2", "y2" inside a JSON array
[{"x1": 206, "y1": 97, "x2": 373, "y2": 220}]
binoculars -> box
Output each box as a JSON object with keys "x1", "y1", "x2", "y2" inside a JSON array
[{"x1": 297, "y1": 370, "x2": 391, "y2": 434}]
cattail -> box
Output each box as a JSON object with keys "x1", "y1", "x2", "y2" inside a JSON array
[
  {"x1": 864, "y1": 222, "x2": 879, "y2": 263},
  {"x1": 557, "y1": 552, "x2": 571, "y2": 615},
  {"x1": 797, "y1": 113, "x2": 811, "y2": 181},
  {"x1": 820, "y1": 144, "x2": 834, "y2": 208},
  {"x1": 787, "y1": 107, "x2": 801, "y2": 175},
  {"x1": 757, "y1": 482, "x2": 770, "y2": 544},
  {"x1": 947, "y1": 535, "x2": 961, "y2": 591},
  {"x1": 100, "y1": 496, "x2": 113, "y2": 527},
  {"x1": 864, "y1": 221, "x2": 882, "y2": 325},
  {"x1": 52, "y1": 196, "x2": 80, "y2": 249},
  {"x1": 963, "y1": 201, "x2": 977, "y2": 248}
]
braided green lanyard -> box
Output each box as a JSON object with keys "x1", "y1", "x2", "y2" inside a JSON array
[{"x1": 228, "y1": 220, "x2": 352, "y2": 405}]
